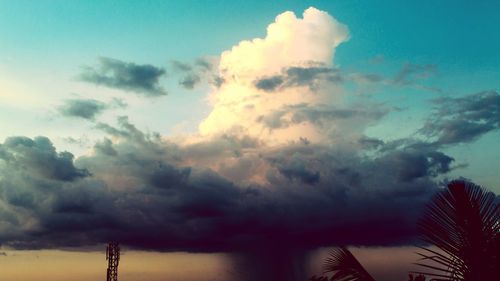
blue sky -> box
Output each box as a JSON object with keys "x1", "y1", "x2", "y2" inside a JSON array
[
  {"x1": 0, "y1": 1, "x2": 499, "y2": 280},
  {"x1": 2, "y1": 1, "x2": 499, "y2": 67}
]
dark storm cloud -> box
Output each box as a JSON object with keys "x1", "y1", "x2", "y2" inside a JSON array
[
  {"x1": 79, "y1": 57, "x2": 167, "y2": 96},
  {"x1": 420, "y1": 90, "x2": 500, "y2": 145},
  {"x1": 7, "y1": 88, "x2": 494, "y2": 255},
  {"x1": 58, "y1": 99, "x2": 107, "y2": 120},
  {"x1": 273, "y1": 158, "x2": 320, "y2": 185},
  {"x1": 0, "y1": 136, "x2": 89, "y2": 182},
  {"x1": 0, "y1": 118, "x2": 449, "y2": 251},
  {"x1": 375, "y1": 149, "x2": 454, "y2": 182},
  {"x1": 254, "y1": 65, "x2": 342, "y2": 92}
]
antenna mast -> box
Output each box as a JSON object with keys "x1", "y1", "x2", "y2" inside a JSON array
[{"x1": 106, "y1": 242, "x2": 120, "y2": 281}]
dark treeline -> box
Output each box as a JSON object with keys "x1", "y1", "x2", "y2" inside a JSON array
[{"x1": 310, "y1": 180, "x2": 499, "y2": 281}]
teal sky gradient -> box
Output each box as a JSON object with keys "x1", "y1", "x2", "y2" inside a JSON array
[{"x1": 2, "y1": 0, "x2": 499, "y2": 67}]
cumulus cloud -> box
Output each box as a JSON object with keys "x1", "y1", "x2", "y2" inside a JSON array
[
  {"x1": 218, "y1": 7, "x2": 348, "y2": 80},
  {"x1": 199, "y1": 7, "x2": 349, "y2": 145},
  {"x1": 79, "y1": 57, "x2": 167, "y2": 97}
]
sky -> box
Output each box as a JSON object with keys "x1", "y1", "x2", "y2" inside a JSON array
[{"x1": 0, "y1": 1, "x2": 499, "y2": 280}]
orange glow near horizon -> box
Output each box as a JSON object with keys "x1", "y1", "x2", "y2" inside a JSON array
[
  {"x1": 0, "y1": 247, "x2": 423, "y2": 281},
  {"x1": 0, "y1": 250, "x2": 231, "y2": 281}
]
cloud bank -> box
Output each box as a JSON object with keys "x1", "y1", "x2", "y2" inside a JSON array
[{"x1": 0, "y1": 125, "x2": 436, "y2": 251}]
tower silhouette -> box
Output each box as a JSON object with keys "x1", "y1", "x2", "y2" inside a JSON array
[{"x1": 106, "y1": 242, "x2": 120, "y2": 281}]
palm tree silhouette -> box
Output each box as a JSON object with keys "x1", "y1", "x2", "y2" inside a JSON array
[
  {"x1": 413, "y1": 180, "x2": 499, "y2": 281},
  {"x1": 321, "y1": 247, "x2": 376, "y2": 281},
  {"x1": 314, "y1": 180, "x2": 499, "y2": 281},
  {"x1": 318, "y1": 248, "x2": 429, "y2": 281}
]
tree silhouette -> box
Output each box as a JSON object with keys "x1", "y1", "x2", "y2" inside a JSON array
[
  {"x1": 322, "y1": 247, "x2": 376, "y2": 281},
  {"x1": 313, "y1": 180, "x2": 499, "y2": 281},
  {"x1": 414, "y1": 180, "x2": 499, "y2": 281}
]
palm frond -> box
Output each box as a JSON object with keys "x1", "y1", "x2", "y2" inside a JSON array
[
  {"x1": 416, "y1": 180, "x2": 500, "y2": 281},
  {"x1": 323, "y1": 247, "x2": 376, "y2": 281}
]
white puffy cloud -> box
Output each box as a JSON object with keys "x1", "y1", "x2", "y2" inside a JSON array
[
  {"x1": 198, "y1": 7, "x2": 350, "y2": 145},
  {"x1": 219, "y1": 7, "x2": 349, "y2": 79}
]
